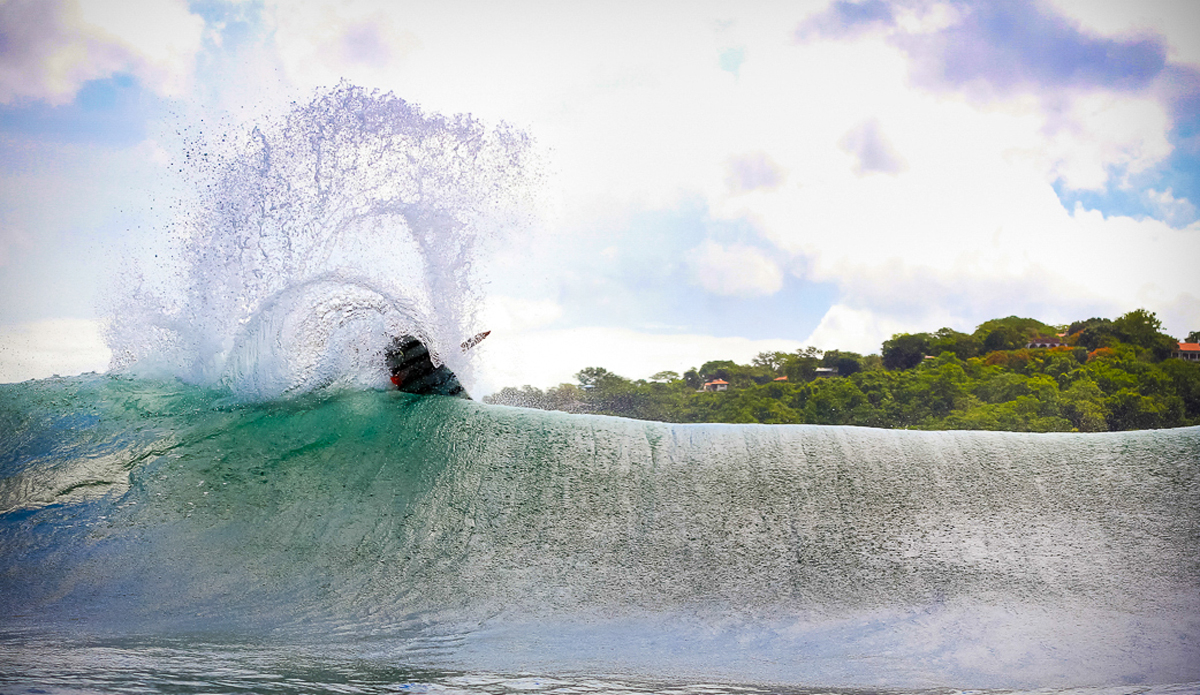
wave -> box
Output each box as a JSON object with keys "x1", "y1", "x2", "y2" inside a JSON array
[{"x1": 2, "y1": 374, "x2": 1198, "y2": 688}]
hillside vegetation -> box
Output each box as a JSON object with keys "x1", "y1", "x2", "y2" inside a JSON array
[{"x1": 484, "y1": 310, "x2": 1200, "y2": 431}]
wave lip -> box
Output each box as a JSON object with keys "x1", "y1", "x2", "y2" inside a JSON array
[{"x1": 105, "y1": 84, "x2": 534, "y2": 398}]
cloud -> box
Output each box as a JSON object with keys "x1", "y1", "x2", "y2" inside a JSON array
[
  {"x1": 1144, "y1": 187, "x2": 1198, "y2": 228},
  {"x1": 839, "y1": 119, "x2": 906, "y2": 175},
  {"x1": 896, "y1": 0, "x2": 1167, "y2": 96},
  {"x1": 797, "y1": 2, "x2": 1190, "y2": 127},
  {"x1": 268, "y1": 2, "x2": 422, "y2": 91},
  {"x1": 687, "y1": 241, "x2": 784, "y2": 298},
  {"x1": 788, "y1": 1, "x2": 1193, "y2": 228},
  {"x1": 0, "y1": 0, "x2": 204, "y2": 105},
  {"x1": 726, "y1": 151, "x2": 785, "y2": 192},
  {"x1": 795, "y1": 0, "x2": 895, "y2": 39},
  {"x1": 0, "y1": 219, "x2": 33, "y2": 269},
  {"x1": 0, "y1": 318, "x2": 111, "y2": 382},
  {"x1": 801, "y1": 304, "x2": 912, "y2": 354},
  {"x1": 1045, "y1": 0, "x2": 1200, "y2": 67},
  {"x1": 480, "y1": 295, "x2": 564, "y2": 333},
  {"x1": 473, "y1": 325, "x2": 805, "y2": 396}
]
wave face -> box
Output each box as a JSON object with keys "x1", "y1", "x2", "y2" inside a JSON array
[{"x1": 2, "y1": 374, "x2": 1198, "y2": 690}]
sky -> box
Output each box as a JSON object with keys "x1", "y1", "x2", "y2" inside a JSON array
[{"x1": 0, "y1": 0, "x2": 1198, "y2": 395}]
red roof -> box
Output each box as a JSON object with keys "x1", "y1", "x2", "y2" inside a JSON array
[
  {"x1": 706, "y1": 379, "x2": 728, "y2": 385},
  {"x1": 773, "y1": 376, "x2": 788, "y2": 381},
  {"x1": 1179, "y1": 343, "x2": 1200, "y2": 351}
]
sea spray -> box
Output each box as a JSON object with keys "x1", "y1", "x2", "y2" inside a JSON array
[{"x1": 105, "y1": 84, "x2": 535, "y2": 400}]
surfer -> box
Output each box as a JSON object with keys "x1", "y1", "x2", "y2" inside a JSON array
[{"x1": 384, "y1": 331, "x2": 490, "y2": 399}]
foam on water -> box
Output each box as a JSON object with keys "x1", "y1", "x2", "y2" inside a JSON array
[{"x1": 105, "y1": 84, "x2": 533, "y2": 400}]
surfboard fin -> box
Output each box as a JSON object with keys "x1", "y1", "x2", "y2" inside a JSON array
[{"x1": 461, "y1": 330, "x2": 491, "y2": 352}]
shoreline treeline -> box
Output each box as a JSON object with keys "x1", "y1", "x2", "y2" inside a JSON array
[{"x1": 484, "y1": 310, "x2": 1200, "y2": 431}]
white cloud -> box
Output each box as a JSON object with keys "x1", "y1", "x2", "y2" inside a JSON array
[
  {"x1": 480, "y1": 295, "x2": 564, "y2": 333},
  {"x1": 268, "y1": 1, "x2": 421, "y2": 89},
  {"x1": 0, "y1": 0, "x2": 204, "y2": 104},
  {"x1": 727, "y1": 151, "x2": 785, "y2": 192},
  {"x1": 1046, "y1": 0, "x2": 1200, "y2": 67},
  {"x1": 687, "y1": 241, "x2": 783, "y2": 298},
  {"x1": 1145, "y1": 187, "x2": 1198, "y2": 227},
  {"x1": 1042, "y1": 93, "x2": 1172, "y2": 191},
  {"x1": 260, "y1": 3, "x2": 1196, "y2": 359},
  {"x1": 0, "y1": 319, "x2": 111, "y2": 383},
  {"x1": 0, "y1": 219, "x2": 33, "y2": 268},
  {"x1": 839, "y1": 119, "x2": 905, "y2": 175},
  {"x1": 801, "y1": 304, "x2": 914, "y2": 355}
]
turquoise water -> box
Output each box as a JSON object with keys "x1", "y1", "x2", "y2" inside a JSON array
[{"x1": 2, "y1": 374, "x2": 1198, "y2": 692}]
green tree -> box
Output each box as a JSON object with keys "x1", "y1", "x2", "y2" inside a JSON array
[
  {"x1": 1160, "y1": 359, "x2": 1200, "y2": 423},
  {"x1": 1061, "y1": 378, "x2": 1108, "y2": 431},
  {"x1": 929, "y1": 327, "x2": 982, "y2": 360},
  {"x1": 1067, "y1": 317, "x2": 1117, "y2": 350},
  {"x1": 783, "y1": 348, "x2": 823, "y2": 382},
  {"x1": 803, "y1": 379, "x2": 868, "y2": 425},
  {"x1": 698, "y1": 360, "x2": 737, "y2": 382},
  {"x1": 752, "y1": 351, "x2": 793, "y2": 372},
  {"x1": 882, "y1": 333, "x2": 930, "y2": 370},
  {"x1": 975, "y1": 316, "x2": 1057, "y2": 349},
  {"x1": 576, "y1": 367, "x2": 623, "y2": 389},
  {"x1": 1111, "y1": 308, "x2": 1178, "y2": 360},
  {"x1": 822, "y1": 350, "x2": 864, "y2": 376}
]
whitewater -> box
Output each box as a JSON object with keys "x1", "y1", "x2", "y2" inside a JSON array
[{"x1": 1, "y1": 85, "x2": 1198, "y2": 694}]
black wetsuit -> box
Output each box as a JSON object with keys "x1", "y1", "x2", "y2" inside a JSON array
[{"x1": 385, "y1": 335, "x2": 468, "y2": 398}]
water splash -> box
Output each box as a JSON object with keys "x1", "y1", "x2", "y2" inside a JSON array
[{"x1": 106, "y1": 83, "x2": 534, "y2": 400}]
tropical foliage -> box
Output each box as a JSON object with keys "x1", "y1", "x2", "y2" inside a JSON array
[{"x1": 484, "y1": 310, "x2": 1200, "y2": 431}]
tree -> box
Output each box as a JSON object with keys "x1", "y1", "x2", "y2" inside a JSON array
[
  {"x1": 975, "y1": 316, "x2": 1057, "y2": 345},
  {"x1": 1111, "y1": 308, "x2": 1178, "y2": 360},
  {"x1": 1187, "y1": 331, "x2": 1200, "y2": 343},
  {"x1": 783, "y1": 348, "x2": 822, "y2": 382},
  {"x1": 698, "y1": 360, "x2": 737, "y2": 382},
  {"x1": 752, "y1": 351, "x2": 792, "y2": 372},
  {"x1": 576, "y1": 367, "x2": 624, "y2": 389},
  {"x1": 882, "y1": 333, "x2": 930, "y2": 370},
  {"x1": 1067, "y1": 317, "x2": 1117, "y2": 350},
  {"x1": 820, "y1": 350, "x2": 863, "y2": 376},
  {"x1": 486, "y1": 310, "x2": 1195, "y2": 433},
  {"x1": 982, "y1": 326, "x2": 1024, "y2": 352},
  {"x1": 930, "y1": 327, "x2": 982, "y2": 360}
]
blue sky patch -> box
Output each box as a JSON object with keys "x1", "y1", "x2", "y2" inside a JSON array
[
  {"x1": 718, "y1": 47, "x2": 745, "y2": 77},
  {"x1": 548, "y1": 201, "x2": 839, "y2": 342},
  {"x1": 0, "y1": 74, "x2": 162, "y2": 146}
]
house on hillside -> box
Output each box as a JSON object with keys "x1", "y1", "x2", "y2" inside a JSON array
[
  {"x1": 815, "y1": 367, "x2": 836, "y2": 377},
  {"x1": 1174, "y1": 342, "x2": 1200, "y2": 361},
  {"x1": 702, "y1": 379, "x2": 728, "y2": 392},
  {"x1": 1027, "y1": 336, "x2": 1067, "y2": 349}
]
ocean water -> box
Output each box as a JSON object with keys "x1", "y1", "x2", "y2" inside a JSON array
[
  {"x1": 2, "y1": 375, "x2": 1198, "y2": 693},
  {"x1": 3, "y1": 84, "x2": 1199, "y2": 693}
]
